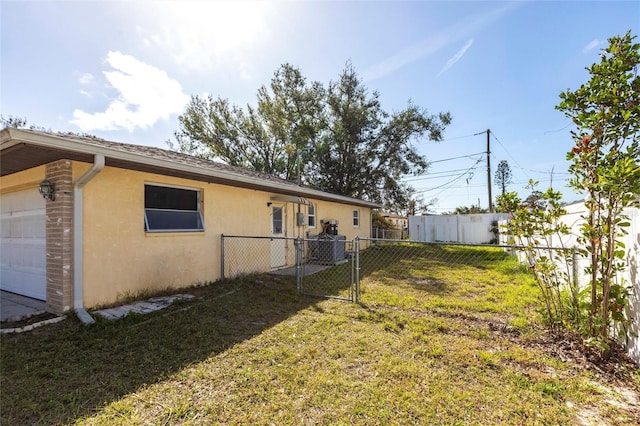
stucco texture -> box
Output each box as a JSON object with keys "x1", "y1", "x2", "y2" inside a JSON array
[{"x1": 77, "y1": 161, "x2": 371, "y2": 308}]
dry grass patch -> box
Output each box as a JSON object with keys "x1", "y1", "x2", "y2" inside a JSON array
[{"x1": 2, "y1": 245, "x2": 638, "y2": 425}]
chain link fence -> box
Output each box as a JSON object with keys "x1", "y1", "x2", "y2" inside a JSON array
[
  {"x1": 221, "y1": 235, "x2": 576, "y2": 305},
  {"x1": 221, "y1": 235, "x2": 359, "y2": 301},
  {"x1": 371, "y1": 227, "x2": 407, "y2": 240}
]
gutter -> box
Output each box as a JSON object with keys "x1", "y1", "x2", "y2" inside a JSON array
[
  {"x1": 73, "y1": 154, "x2": 105, "y2": 324},
  {"x1": 1, "y1": 128, "x2": 381, "y2": 209}
]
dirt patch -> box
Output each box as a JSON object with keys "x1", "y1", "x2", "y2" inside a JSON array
[
  {"x1": 527, "y1": 331, "x2": 640, "y2": 389},
  {"x1": 1, "y1": 311, "x2": 60, "y2": 330}
]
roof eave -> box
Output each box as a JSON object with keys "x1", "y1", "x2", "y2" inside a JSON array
[{"x1": 1, "y1": 128, "x2": 381, "y2": 209}]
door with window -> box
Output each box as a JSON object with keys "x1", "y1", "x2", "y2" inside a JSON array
[{"x1": 270, "y1": 205, "x2": 286, "y2": 269}]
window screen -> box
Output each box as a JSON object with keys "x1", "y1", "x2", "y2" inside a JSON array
[
  {"x1": 144, "y1": 184, "x2": 204, "y2": 232},
  {"x1": 272, "y1": 207, "x2": 283, "y2": 234},
  {"x1": 308, "y1": 203, "x2": 316, "y2": 228}
]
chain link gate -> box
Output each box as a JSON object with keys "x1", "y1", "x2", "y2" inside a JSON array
[
  {"x1": 295, "y1": 237, "x2": 360, "y2": 302},
  {"x1": 221, "y1": 235, "x2": 360, "y2": 303}
]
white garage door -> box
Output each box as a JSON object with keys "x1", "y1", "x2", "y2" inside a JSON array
[{"x1": 0, "y1": 188, "x2": 47, "y2": 300}]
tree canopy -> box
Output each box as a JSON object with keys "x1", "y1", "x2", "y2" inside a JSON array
[
  {"x1": 170, "y1": 64, "x2": 324, "y2": 181},
  {"x1": 494, "y1": 160, "x2": 512, "y2": 196},
  {"x1": 557, "y1": 30, "x2": 640, "y2": 344},
  {"x1": 170, "y1": 63, "x2": 451, "y2": 210}
]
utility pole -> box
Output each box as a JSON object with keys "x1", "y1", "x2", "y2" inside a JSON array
[
  {"x1": 486, "y1": 129, "x2": 493, "y2": 212},
  {"x1": 297, "y1": 149, "x2": 301, "y2": 186}
]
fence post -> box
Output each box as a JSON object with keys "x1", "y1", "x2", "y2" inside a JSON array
[
  {"x1": 355, "y1": 236, "x2": 361, "y2": 303},
  {"x1": 572, "y1": 247, "x2": 579, "y2": 289},
  {"x1": 220, "y1": 234, "x2": 225, "y2": 282},
  {"x1": 295, "y1": 237, "x2": 302, "y2": 295}
]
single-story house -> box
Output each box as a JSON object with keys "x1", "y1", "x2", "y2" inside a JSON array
[
  {"x1": 381, "y1": 212, "x2": 408, "y2": 230},
  {"x1": 0, "y1": 128, "x2": 379, "y2": 322}
]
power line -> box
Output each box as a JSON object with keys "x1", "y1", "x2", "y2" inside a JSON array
[
  {"x1": 404, "y1": 166, "x2": 486, "y2": 182},
  {"x1": 416, "y1": 177, "x2": 571, "y2": 192},
  {"x1": 522, "y1": 167, "x2": 571, "y2": 175},
  {"x1": 428, "y1": 151, "x2": 485, "y2": 164},
  {"x1": 490, "y1": 131, "x2": 532, "y2": 181},
  {"x1": 543, "y1": 122, "x2": 572, "y2": 134},
  {"x1": 437, "y1": 133, "x2": 480, "y2": 143},
  {"x1": 414, "y1": 157, "x2": 483, "y2": 194}
]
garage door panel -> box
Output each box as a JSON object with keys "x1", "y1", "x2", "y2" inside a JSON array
[
  {"x1": 2, "y1": 240, "x2": 46, "y2": 269},
  {"x1": 1, "y1": 190, "x2": 43, "y2": 213},
  {"x1": 1, "y1": 267, "x2": 45, "y2": 300},
  {"x1": 0, "y1": 189, "x2": 47, "y2": 301},
  {"x1": 20, "y1": 215, "x2": 46, "y2": 238}
]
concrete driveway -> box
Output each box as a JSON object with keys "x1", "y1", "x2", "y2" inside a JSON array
[{"x1": 1, "y1": 291, "x2": 46, "y2": 321}]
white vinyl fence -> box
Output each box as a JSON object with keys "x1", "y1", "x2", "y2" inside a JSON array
[
  {"x1": 409, "y1": 213, "x2": 511, "y2": 244},
  {"x1": 500, "y1": 202, "x2": 640, "y2": 365}
]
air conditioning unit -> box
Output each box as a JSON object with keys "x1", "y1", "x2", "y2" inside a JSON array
[{"x1": 316, "y1": 234, "x2": 346, "y2": 264}]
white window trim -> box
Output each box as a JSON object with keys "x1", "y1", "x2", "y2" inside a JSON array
[
  {"x1": 144, "y1": 183, "x2": 205, "y2": 233},
  {"x1": 272, "y1": 206, "x2": 284, "y2": 235},
  {"x1": 308, "y1": 203, "x2": 316, "y2": 228},
  {"x1": 353, "y1": 209, "x2": 360, "y2": 228}
]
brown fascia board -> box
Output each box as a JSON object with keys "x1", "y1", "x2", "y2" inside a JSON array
[{"x1": 0, "y1": 128, "x2": 381, "y2": 209}]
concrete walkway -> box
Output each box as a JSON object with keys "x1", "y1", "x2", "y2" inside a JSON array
[
  {"x1": 269, "y1": 263, "x2": 334, "y2": 277},
  {"x1": 1, "y1": 291, "x2": 47, "y2": 321},
  {"x1": 93, "y1": 294, "x2": 196, "y2": 320}
]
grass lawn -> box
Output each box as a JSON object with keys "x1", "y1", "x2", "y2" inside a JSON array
[{"x1": 2, "y1": 244, "x2": 639, "y2": 425}]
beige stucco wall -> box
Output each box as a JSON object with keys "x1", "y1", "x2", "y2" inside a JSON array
[
  {"x1": 1, "y1": 162, "x2": 373, "y2": 310},
  {"x1": 77, "y1": 161, "x2": 372, "y2": 308},
  {"x1": 306, "y1": 201, "x2": 371, "y2": 240},
  {"x1": 0, "y1": 166, "x2": 45, "y2": 194}
]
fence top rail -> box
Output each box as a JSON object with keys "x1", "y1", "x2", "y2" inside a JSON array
[
  {"x1": 359, "y1": 237, "x2": 574, "y2": 251},
  {"x1": 222, "y1": 234, "x2": 570, "y2": 252},
  {"x1": 222, "y1": 235, "x2": 295, "y2": 241},
  {"x1": 222, "y1": 235, "x2": 356, "y2": 243}
]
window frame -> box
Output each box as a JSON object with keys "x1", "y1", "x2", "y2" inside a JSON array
[
  {"x1": 144, "y1": 183, "x2": 205, "y2": 233},
  {"x1": 308, "y1": 203, "x2": 316, "y2": 228},
  {"x1": 272, "y1": 206, "x2": 284, "y2": 234},
  {"x1": 353, "y1": 209, "x2": 360, "y2": 228}
]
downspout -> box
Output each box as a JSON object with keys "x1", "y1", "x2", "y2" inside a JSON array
[{"x1": 73, "y1": 154, "x2": 105, "y2": 324}]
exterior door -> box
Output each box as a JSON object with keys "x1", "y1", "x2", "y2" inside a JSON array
[
  {"x1": 270, "y1": 205, "x2": 286, "y2": 269},
  {"x1": 0, "y1": 188, "x2": 47, "y2": 300}
]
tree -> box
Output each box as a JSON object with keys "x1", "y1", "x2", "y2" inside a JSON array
[
  {"x1": 309, "y1": 63, "x2": 451, "y2": 210},
  {"x1": 502, "y1": 185, "x2": 575, "y2": 329},
  {"x1": 1, "y1": 115, "x2": 97, "y2": 138},
  {"x1": 494, "y1": 160, "x2": 512, "y2": 196},
  {"x1": 557, "y1": 31, "x2": 640, "y2": 349},
  {"x1": 371, "y1": 211, "x2": 393, "y2": 230},
  {"x1": 1, "y1": 115, "x2": 48, "y2": 130},
  {"x1": 171, "y1": 64, "x2": 324, "y2": 181},
  {"x1": 524, "y1": 189, "x2": 546, "y2": 210},
  {"x1": 452, "y1": 205, "x2": 487, "y2": 214},
  {"x1": 495, "y1": 191, "x2": 519, "y2": 213},
  {"x1": 407, "y1": 196, "x2": 438, "y2": 216},
  {"x1": 171, "y1": 62, "x2": 451, "y2": 210}
]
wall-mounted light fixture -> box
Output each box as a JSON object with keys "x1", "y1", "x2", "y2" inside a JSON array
[
  {"x1": 267, "y1": 202, "x2": 273, "y2": 207},
  {"x1": 38, "y1": 179, "x2": 55, "y2": 201}
]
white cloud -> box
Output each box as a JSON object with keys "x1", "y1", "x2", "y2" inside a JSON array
[
  {"x1": 437, "y1": 39, "x2": 474, "y2": 78},
  {"x1": 362, "y1": 4, "x2": 520, "y2": 82},
  {"x1": 78, "y1": 72, "x2": 94, "y2": 84},
  {"x1": 137, "y1": 1, "x2": 272, "y2": 72},
  {"x1": 583, "y1": 39, "x2": 601, "y2": 54},
  {"x1": 238, "y1": 62, "x2": 252, "y2": 81},
  {"x1": 71, "y1": 51, "x2": 189, "y2": 132}
]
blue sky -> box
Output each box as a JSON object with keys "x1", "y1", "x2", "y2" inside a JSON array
[{"x1": 2, "y1": 1, "x2": 638, "y2": 212}]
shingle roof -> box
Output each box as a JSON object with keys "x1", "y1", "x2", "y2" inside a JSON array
[
  {"x1": 54, "y1": 131, "x2": 293, "y2": 186},
  {"x1": 1, "y1": 128, "x2": 381, "y2": 209}
]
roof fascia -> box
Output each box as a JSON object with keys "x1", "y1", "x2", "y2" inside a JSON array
[{"x1": 1, "y1": 128, "x2": 381, "y2": 209}]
